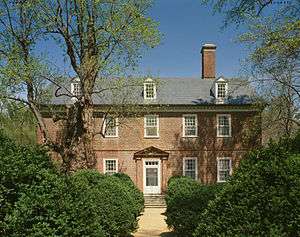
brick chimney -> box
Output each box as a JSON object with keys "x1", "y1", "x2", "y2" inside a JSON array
[{"x1": 201, "y1": 43, "x2": 216, "y2": 79}]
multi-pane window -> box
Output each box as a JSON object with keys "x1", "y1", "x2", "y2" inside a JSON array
[
  {"x1": 144, "y1": 82, "x2": 156, "y2": 100},
  {"x1": 217, "y1": 83, "x2": 226, "y2": 99},
  {"x1": 104, "y1": 159, "x2": 118, "y2": 175},
  {"x1": 217, "y1": 114, "x2": 231, "y2": 137},
  {"x1": 217, "y1": 158, "x2": 231, "y2": 182},
  {"x1": 183, "y1": 158, "x2": 197, "y2": 180},
  {"x1": 144, "y1": 115, "x2": 159, "y2": 137},
  {"x1": 71, "y1": 82, "x2": 81, "y2": 97},
  {"x1": 183, "y1": 114, "x2": 197, "y2": 137},
  {"x1": 104, "y1": 116, "x2": 118, "y2": 137}
]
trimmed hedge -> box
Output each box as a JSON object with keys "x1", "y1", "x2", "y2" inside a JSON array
[
  {"x1": 193, "y1": 134, "x2": 300, "y2": 237},
  {"x1": 0, "y1": 131, "x2": 143, "y2": 237},
  {"x1": 165, "y1": 176, "x2": 222, "y2": 236}
]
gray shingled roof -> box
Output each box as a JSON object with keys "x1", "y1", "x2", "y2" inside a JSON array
[{"x1": 51, "y1": 77, "x2": 254, "y2": 105}]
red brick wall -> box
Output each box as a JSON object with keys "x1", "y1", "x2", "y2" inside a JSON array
[
  {"x1": 40, "y1": 110, "x2": 261, "y2": 193},
  {"x1": 202, "y1": 48, "x2": 216, "y2": 79}
]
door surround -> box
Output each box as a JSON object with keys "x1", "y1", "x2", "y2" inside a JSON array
[{"x1": 143, "y1": 159, "x2": 161, "y2": 195}]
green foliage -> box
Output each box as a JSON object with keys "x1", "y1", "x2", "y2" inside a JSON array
[
  {"x1": 193, "y1": 134, "x2": 300, "y2": 237},
  {"x1": 0, "y1": 102, "x2": 37, "y2": 145},
  {"x1": 113, "y1": 172, "x2": 144, "y2": 214},
  {"x1": 0, "y1": 131, "x2": 57, "y2": 235},
  {"x1": 202, "y1": 0, "x2": 300, "y2": 26},
  {"x1": 0, "y1": 132, "x2": 143, "y2": 237},
  {"x1": 165, "y1": 176, "x2": 222, "y2": 236},
  {"x1": 65, "y1": 171, "x2": 143, "y2": 237}
]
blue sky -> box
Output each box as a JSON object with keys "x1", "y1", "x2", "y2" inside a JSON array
[
  {"x1": 38, "y1": 0, "x2": 250, "y2": 79},
  {"x1": 138, "y1": 0, "x2": 248, "y2": 78}
]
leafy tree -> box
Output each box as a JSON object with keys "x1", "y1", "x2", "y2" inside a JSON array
[
  {"x1": 202, "y1": 0, "x2": 300, "y2": 139},
  {"x1": 0, "y1": 101, "x2": 37, "y2": 144},
  {"x1": 0, "y1": 0, "x2": 160, "y2": 172}
]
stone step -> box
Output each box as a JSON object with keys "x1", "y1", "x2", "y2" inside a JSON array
[{"x1": 144, "y1": 195, "x2": 166, "y2": 208}]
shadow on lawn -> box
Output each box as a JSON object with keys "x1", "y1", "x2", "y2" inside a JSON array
[{"x1": 160, "y1": 232, "x2": 177, "y2": 237}]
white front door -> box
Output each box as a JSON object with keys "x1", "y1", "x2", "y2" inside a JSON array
[{"x1": 143, "y1": 160, "x2": 161, "y2": 194}]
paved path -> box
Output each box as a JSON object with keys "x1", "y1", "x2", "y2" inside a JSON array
[{"x1": 132, "y1": 208, "x2": 176, "y2": 237}]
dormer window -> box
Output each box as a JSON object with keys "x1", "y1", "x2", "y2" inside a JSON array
[
  {"x1": 144, "y1": 78, "x2": 156, "y2": 100},
  {"x1": 71, "y1": 79, "x2": 81, "y2": 97},
  {"x1": 217, "y1": 83, "x2": 226, "y2": 98},
  {"x1": 215, "y1": 78, "x2": 228, "y2": 104}
]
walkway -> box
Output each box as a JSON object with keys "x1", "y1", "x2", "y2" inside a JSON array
[{"x1": 132, "y1": 208, "x2": 176, "y2": 237}]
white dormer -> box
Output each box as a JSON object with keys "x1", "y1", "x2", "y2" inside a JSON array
[
  {"x1": 144, "y1": 78, "x2": 156, "y2": 100},
  {"x1": 215, "y1": 77, "x2": 228, "y2": 104},
  {"x1": 71, "y1": 78, "x2": 81, "y2": 97}
]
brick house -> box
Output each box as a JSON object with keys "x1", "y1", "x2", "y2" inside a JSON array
[{"x1": 40, "y1": 44, "x2": 261, "y2": 195}]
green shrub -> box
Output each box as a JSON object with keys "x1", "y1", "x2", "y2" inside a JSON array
[
  {"x1": 165, "y1": 176, "x2": 222, "y2": 236},
  {"x1": 0, "y1": 132, "x2": 143, "y2": 237},
  {"x1": 194, "y1": 137, "x2": 300, "y2": 237},
  {"x1": 0, "y1": 131, "x2": 57, "y2": 235},
  {"x1": 113, "y1": 172, "x2": 144, "y2": 215},
  {"x1": 66, "y1": 170, "x2": 142, "y2": 236}
]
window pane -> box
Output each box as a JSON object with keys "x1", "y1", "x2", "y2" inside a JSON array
[
  {"x1": 219, "y1": 159, "x2": 230, "y2": 169},
  {"x1": 185, "y1": 170, "x2": 196, "y2": 180},
  {"x1": 184, "y1": 115, "x2": 197, "y2": 136},
  {"x1": 184, "y1": 159, "x2": 196, "y2": 180},
  {"x1": 218, "y1": 126, "x2": 229, "y2": 136},
  {"x1": 105, "y1": 160, "x2": 117, "y2": 175},
  {"x1": 185, "y1": 127, "x2": 196, "y2": 136},
  {"x1": 219, "y1": 116, "x2": 229, "y2": 125},
  {"x1": 186, "y1": 159, "x2": 195, "y2": 170},
  {"x1": 145, "y1": 115, "x2": 158, "y2": 137},
  {"x1": 217, "y1": 83, "x2": 226, "y2": 98},
  {"x1": 72, "y1": 83, "x2": 81, "y2": 96},
  {"x1": 146, "y1": 116, "x2": 157, "y2": 126},
  {"x1": 219, "y1": 170, "x2": 230, "y2": 181},
  {"x1": 105, "y1": 117, "x2": 117, "y2": 136},
  {"x1": 145, "y1": 83, "x2": 155, "y2": 99},
  {"x1": 218, "y1": 158, "x2": 231, "y2": 182},
  {"x1": 185, "y1": 116, "x2": 196, "y2": 126},
  {"x1": 218, "y1": 115, "x2": 230, "y2": 136},
  {"x1": 146, "y1": 168, "x2": 158, "y2": 186},
  {"x1": 146, "y1": 127, "x2": 158, "y2": 136}
]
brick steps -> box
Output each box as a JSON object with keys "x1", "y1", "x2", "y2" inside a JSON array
[{"x1": 144, "y1": 195, "x2": 166, "y2": 208}]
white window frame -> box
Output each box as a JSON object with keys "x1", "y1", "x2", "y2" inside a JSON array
[
  {"x1": 183, "y1": 157, "x2": 198, "y2": 180},
  {"x1": 144, "y1": 78, "x2": 157, "y2": 100},
  {"x1": 182, "y1": 114, "x2": 198, "y2": 137},
  {"x1": 215, "y1": 78, "x2": 228, "y2": 104},
  {"x1": 217, "y1": 157, "x2": 232, "y2": 183},
  {"x1": 103, "y1": 159, "x2": 118, "y2": 175},
  {"x1": 144, "y1": 114, "x2": 159, "y2": 138},
  {"x1": 103, "y1": 116, "x2": 118, "y2": 138},
  {"x1": 71, "y1": 78, "x2": 81, "y2": 97},
  {"x1": 217, "y1": 114, "x2": 232, "y2": 137}
]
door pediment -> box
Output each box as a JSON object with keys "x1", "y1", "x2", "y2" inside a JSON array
[{"x1": 134, "y1": 146, "x2": 169, "y2": 160}]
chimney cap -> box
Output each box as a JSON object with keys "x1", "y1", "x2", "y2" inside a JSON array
[{"x1": 201, "y1": 43, "x2": 217, "y2": 52}]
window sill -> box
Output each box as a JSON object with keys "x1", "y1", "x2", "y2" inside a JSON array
[
  {"x1": 144, "y1": 136, "x2": 160, "y2": 139},
  {"x1": 217, "y1": 135, "x2": 232, "y2": 138}
]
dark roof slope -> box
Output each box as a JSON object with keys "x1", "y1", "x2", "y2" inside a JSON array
[{"x1": 51, "y1": 77, "x2": 254, "y2": 106}]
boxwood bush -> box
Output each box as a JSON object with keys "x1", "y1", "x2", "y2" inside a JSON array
[
  {"x1": 0, "y1": 131, "x2": 57, "y2": 236},
  {"x1": 0, "y1": 131, "x2": 143, "y2": 237},
  {"x1": 165, "y1": 176, "x2": 222, "y2": 236},
  {"x1": 194, "y1": 134, "x2": 300, "y2": 237},
  {"x1": 113, "y1": 172, "x2": 144, "y2": 215}
]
